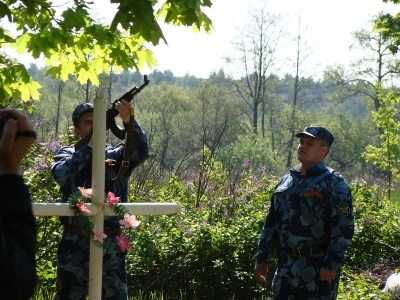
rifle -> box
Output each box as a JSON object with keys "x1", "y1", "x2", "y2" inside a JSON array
[{"x1": 75, "y1": 75, "x2": 150, "y2": 150}]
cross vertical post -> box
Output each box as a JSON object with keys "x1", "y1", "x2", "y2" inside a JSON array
[{"x1": 88, "y1": 89, "x2": 107, "y2": 299}]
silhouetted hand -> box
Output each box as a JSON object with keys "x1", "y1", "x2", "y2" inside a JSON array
[
  {"x1": 320, "y1": 268, "x2": 336, "y2": 281},
  {"x1": 0, "y1": 109, "x2": 36, "y2": 176},
  {"x1": 255, "y1": 264, "x2": 268, "y2": 282}
]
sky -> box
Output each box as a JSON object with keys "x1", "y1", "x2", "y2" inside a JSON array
[{"x1": 3, "y1": 0, "x2": 400, "y2": 79}]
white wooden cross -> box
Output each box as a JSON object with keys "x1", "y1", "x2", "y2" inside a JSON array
[{"x1": 31, "y1": 90, "x2": 181, "y2": 299}]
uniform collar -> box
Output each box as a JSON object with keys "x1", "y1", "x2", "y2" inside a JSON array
[{"x1": 291, "y1": 161, "x2": 327, "y2": 177}]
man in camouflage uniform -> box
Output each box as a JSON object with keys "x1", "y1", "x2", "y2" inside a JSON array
[
  {"x1": 51, "y1": 100, "x2": 150, "y2": 300},
  {"x1": 255, "y1": 126, "x2": 354, "y2": 300}
]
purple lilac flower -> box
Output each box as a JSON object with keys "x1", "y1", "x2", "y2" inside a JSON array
[
  {"x1": 228, "y1": 183, "x2": 240, "y2": 196},
  {"x1": 242, "y1": 156, "x2": 251, "y2": 169},
  {"x1": 258, "y1": 164, "x2": 267, "y2": 174},
  {"x1": 182, "y1": 178, "x2": 195, "y2": 193},
  {"x1": 32, "y1": 117, "x2": 45, "y2": 131},
  {"x1": 34, "y1": 159, "x2": 49, "y2": 171},
  {"x1": 251, "y1": 174, "x2": 259, "y2": 186},
  {"x1": 188, "y1": 172, "x2": 198, "y2": 182},
  {"x1": 186, "y1": 183, "x2": 195, "y2": 193},
  {"x1": 47, "y1": 136, "x2": 61, "y2": 153},
  {"x1": 205, "y1": 186, "x2": 215, "y2": 195}
]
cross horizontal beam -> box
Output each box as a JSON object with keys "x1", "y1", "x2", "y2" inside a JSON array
[{"x1": 32, "y1": 203, "x2": 181, "y2": 217}]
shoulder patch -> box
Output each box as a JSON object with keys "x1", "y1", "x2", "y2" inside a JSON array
[{"x1": 338, "y1": 202, "x2": 350, "y2": 216}]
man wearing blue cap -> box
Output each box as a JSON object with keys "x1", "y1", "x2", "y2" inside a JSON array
[
  {"x1": 255, "y1": 126, "x2": 354, "y2": 299},
  {"x1": 52, "y1": 100, "x2": 150, "y2": 299}
]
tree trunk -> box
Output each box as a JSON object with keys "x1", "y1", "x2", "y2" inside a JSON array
[
  {"x1": 269, "y1": 114, "x2": 275, "y2": 151},
  {"x1": 55, "y1": 80, "x2": 65, "y2": 136},
  {"x1": 261, "y1": 100, "x2": 265, "y2": 138},
  {"x1": 286, "y1": 29, "x2": 301, "y2": 168},
  {"x1": 253, "y1": 99, "x2": 259, "y2": 134},
  {"x1": 108, "y1": 70, "x2": 113, "y2": 105}
]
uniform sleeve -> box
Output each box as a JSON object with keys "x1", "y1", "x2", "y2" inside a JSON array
[
  {"x1": 0, "y1": 174, "x2": 36, "y2": 299},
  {"x1": 322, "y1": 174, "x2": 354, "y2": 272},
  {"x1": 109, "y1": 119, "x2": 150, "y2": 175},
  {"x1": 51, "y1": 145, "x2": 92, "y2": 188},
  {"x1": 256, "y1": 196, "x2": 278, "y2": 264},
  {"x1": 128, "y1": 119, "x2": 150, "y2": 167}
]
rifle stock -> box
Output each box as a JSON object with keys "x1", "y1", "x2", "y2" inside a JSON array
[{"x1": 74, "y1": 75, "x2": 150, "y2": 151}]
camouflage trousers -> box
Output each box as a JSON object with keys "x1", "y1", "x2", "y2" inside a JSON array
[
  {"x1": 54, "y1": 231, "x2": 128, "y2": 300},
  {"x1": 271, "y1": 251, "x2": 340, "y2": 300}
]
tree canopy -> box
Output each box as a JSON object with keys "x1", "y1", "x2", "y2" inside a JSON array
[
  {"x1": 374, "y1": 2, "x2": 400, "y2": 53},
  {"x1": 0, "y1": 0, "x2": 213, "y2": 104}
]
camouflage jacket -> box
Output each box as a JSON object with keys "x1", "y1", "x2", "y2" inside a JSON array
[
  {"x1": 51, "y1": 120, "x2": 150, "y2": 228},
  {"x1": 256, "y1": 161, "x2": 354, "y2": 272},
  {"x1": 0, "y1": 174, "x2": 36, "y2": 299}
]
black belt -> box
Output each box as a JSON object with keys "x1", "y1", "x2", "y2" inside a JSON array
[{"x1": 285, "y1": 244, "x2": 327, "y2": 257}]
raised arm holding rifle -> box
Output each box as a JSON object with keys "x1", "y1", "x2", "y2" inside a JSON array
[
  {"x1": 75, "y1": 75, "x2": 150, "y2": 149},
  {"x1": 51, "y1": 76, "x2": 150, "y2": 299}
]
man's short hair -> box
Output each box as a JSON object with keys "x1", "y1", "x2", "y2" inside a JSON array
[{"x1": 72, "y1": 103, "x2": 94, "y2": 127}]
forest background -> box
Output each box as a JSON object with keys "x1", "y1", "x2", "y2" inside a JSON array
[{"x1": 3, "y1": 0, "x2": 400, "y2": 299}]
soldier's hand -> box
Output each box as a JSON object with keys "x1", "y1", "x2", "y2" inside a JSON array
[
  {"x1": 320, "y1": 267, "x2": 336, "y2": 281},
  {"x1": 255, "y1": 263, "x2": 268, "y2": 282},
  {"x1": 115, "y1": 99, "x2": 132, "y2": 124}
]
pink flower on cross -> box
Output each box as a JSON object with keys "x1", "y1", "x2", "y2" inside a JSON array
[
  {"x1": 107, "y1": 191, "x2": 120, "y2": 208},
  {"x1": 78, "y1": 187, "x2": 93, "y2": 198},
  {"x1": 116, "y1": 233, "x2": 131, "y2": 252},
  {"x1": 76, "y1": 200, "x2": 91, "y2": 214},
  {"x1": 119, "y1": 213, "x2": 140, "y2": 229},
  {"x1": 92, "y1": 225, "x2": 107, "y2": 243}
]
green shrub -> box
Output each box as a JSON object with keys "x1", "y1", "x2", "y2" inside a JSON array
[
  {"x1": 27, "y1": 140, "x2": 400, "y2": 299},
  {"x1": 338, "y1": 268, "x2": 391, "y2": 300},
  {"x1": 346, "y1": 181, "x2": 400, "y2": 268}
]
